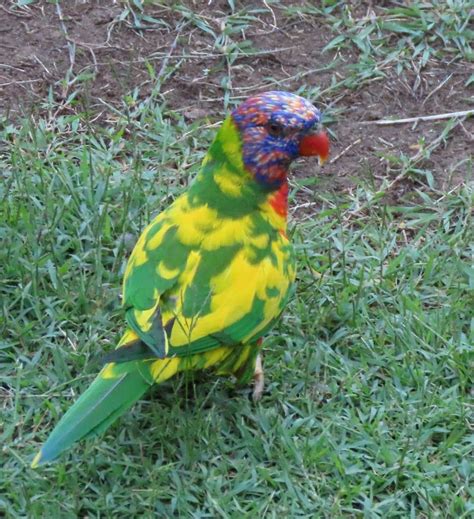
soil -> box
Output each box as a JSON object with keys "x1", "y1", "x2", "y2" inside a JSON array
[{"x1": 0, "y1": 0, "x2": 472, "y2": 198}]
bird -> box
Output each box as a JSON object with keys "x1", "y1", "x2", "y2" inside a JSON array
[{"x1": 31, "y1": 91, "x2": 330, "y2": 467}]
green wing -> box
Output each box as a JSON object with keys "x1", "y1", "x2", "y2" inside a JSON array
[{"x1": 122, "y1": 213, "x2": 186, "y2": 357}]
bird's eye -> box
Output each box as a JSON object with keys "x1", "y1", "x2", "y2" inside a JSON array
[{"x1": 267, "y1": 122, "x2": 285, "y2": 138}]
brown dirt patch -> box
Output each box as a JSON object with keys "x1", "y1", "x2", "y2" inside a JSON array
[{"x1": 1, "y1": 0, "x2": 472, "y2": 195}]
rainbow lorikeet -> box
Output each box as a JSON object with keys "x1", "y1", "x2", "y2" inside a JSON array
[{"x1": 31, "y1": 91, "x2": 330, "y2": 466}]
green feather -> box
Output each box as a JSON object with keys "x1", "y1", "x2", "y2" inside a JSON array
[
  {"x1": 31, "y1": 363, "x2": 152, "y2": 467},
  {"x1": 101, "y1": 340, "x2": 154, "y2": 364},
  {"x1": 182, "y1": 245, "x2": 240, "y2": 318}
]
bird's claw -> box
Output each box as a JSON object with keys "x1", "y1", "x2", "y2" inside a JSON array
[{"x1": 252, "y1": 354, "x2": 264, "y2": 402}]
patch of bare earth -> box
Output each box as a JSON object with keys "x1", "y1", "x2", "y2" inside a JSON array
[{"x1": 0, "y1": 0, "x2": 472, "y2": 197}]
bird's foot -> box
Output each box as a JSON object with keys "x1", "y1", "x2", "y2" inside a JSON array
[{"x1": 252, "y1": 354, "x2": 264, "y2": 402}]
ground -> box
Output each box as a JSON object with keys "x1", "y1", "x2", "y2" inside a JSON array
[
  {"x1": 0, "y1": 1, "x2": 473, "y2": 518},
  {"x1": 1, "y1": 0, "x2": 472, "y2": 192}
]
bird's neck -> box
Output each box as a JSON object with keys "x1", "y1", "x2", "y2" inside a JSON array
[
  {"x1": 268, "y1": 182, "x2": 289, "y2": 218},
  {"x1": 188, "y1": 117, "x2": 288, "y2": 229}
]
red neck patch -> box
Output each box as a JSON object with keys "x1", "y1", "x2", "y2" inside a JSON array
[{"x1": 269, "y1": 182, "x2": 288, "y2": 218}]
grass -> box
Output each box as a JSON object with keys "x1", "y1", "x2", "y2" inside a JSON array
[{"x1": 1, "y1": 0, "x2": 473, "y2": 517}]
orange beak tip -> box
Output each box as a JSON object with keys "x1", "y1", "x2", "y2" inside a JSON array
[{"x1": 299, "y1": 131, "x2": 330, "y2": 162}]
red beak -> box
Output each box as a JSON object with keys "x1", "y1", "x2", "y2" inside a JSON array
[{"x1": 299, "y1": 131, "x2": 330, "y2": 164}]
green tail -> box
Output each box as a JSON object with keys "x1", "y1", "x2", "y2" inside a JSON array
[
  {"x1": 31, "y1": 344, "x2": 251, "y2": 466},
  {"x1": 31, "y1": 361, "x2": 154, "y2": 467}
]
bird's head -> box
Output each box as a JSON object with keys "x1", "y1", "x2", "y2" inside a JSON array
[{"x1": 231, "y1": 91, "x2": 329, "y2": 189}]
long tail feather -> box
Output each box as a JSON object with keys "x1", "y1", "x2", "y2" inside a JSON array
[
  {"x1": 31, "y1": 339, "x2": 245, "y2": 466},
  {"x1": 31, "y1": 360, "x2": 159, "y2": 467}
]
